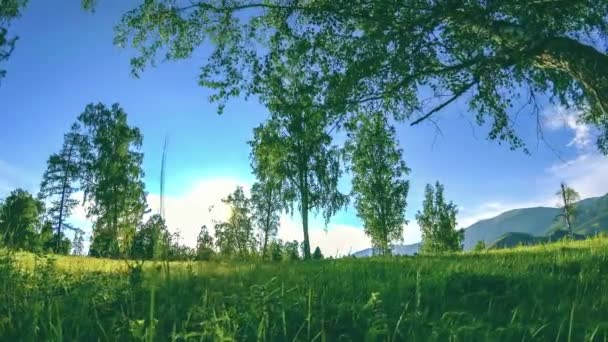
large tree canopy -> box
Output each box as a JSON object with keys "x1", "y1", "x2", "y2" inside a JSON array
[
  {"x1": 78, "y1": 103, "x2": 147, "y2": 258},
  {"x1": 248, "y1": 60, "x2": 348, "y2": 259},
  {"x1": 103, "y1": 0, "x2": 608, "y2": 153},
  {"x1": 346, "y1": 111, "x2": 410, "y2": 256},
  {"x1": 0, "y1": 0, "x2": 28, "y2": 84},
  {"x1": 39, "y1": 123, "x2": 84, "y2": 251},
  {"x1": 0, "y1": 188, "x2": 43, "y2": 250}
]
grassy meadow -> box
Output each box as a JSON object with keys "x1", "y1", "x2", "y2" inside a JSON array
[{"x1": 2, "y1": 237, "x2": 608, "y2": 341}]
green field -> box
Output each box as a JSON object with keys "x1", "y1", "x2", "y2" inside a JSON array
[{"x1": 2, "y1": 237, "x2": 608, "y2": 341}]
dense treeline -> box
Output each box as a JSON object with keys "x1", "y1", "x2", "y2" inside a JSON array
[
  {"x1": 0, "y1": 100, "x2": 464, "y2": 260},
  {"x1": 0, "y1": 188, "x2": 71, "y2": 254}
]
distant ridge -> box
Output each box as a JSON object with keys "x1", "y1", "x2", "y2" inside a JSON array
[
  {"x1": 488, "y1": 230, "x2": 586, "y2": 250},
  {"x1": 463, "y1": 194, "x2": 608, "y2": 249},
  {"x1": 352, "y1": 194, "x2": 608, "y2": 256}
]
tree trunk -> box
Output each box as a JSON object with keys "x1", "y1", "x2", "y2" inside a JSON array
[
  {"x1": 56, "y1": 143, "x2": 74, "y2": 251},
  {"x1": 297, "y1": 109, "x2": 311, "y2": 260},
  {"x1": 262, "y1": 187, "x2": 272, "y2": 260},
  {"x1": 301, "y1": 189, "x2": 311, "y2": 260},
  {"x1": 560, "y1": 183, "x2": 574, "y2": 239},
  {"x1": 300, "y1": 169, "x2": 311, "y2": 260},
  {"x1": 57, "y1": 180, "x2": 67, "y2": 250},
  {"x1": 534, "y1": 37, "x2": 608, "y2": 116},
  {"x1": 262, "y1": 228, "x2": 269, "y2": 260},
  {"x1": 113, "y1": 184, "x2": 119, "y2": 257}
]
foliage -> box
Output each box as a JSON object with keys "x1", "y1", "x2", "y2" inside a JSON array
[
  {"x1": 72, "y1": 229, "x2": 85, "y2": 255},
  {"x1": 165, "y1": 230, "x2": 196, "y2": 261},
  {"x1": 346, "y1": 111, "x2": 410, "y2": 256},
  {"x1": 462, "y1": 192, "x2": 608, "y2": 249},
  {"x1": 0, "y1": 0, "x2": 28, "y2": 84},
  {"x1": 250, "y1": 178, "x2": 282, "y2": 260},
  {"x1": 282, "y1": 240, "x2": 300, "y2": 261},
  {"x1": 108, "y1": 0, "x2": 608, "y2": 154},
  {"x1": 417, "y1": 182, "x2": 463, "y2": 254},
  {"x1": 473, "y1": 240, "x2": 486, "y2": 252},
  {"x1": 249, "y1": 61, "x2": 348, "y2": 259},
  {"x1": 131, "y1": 214, "x2": 170, "y2": 260},
  {"x1": 214, "y1": 186, "x2": 255, "y2": 259},
  {"x1": 312, "y1": 246, "x2": 324, "y2": 260},
  {"x1": 76, "y1": 103, "x2": 147, "y2": 258},
  {"x1": 489, "y1": 230, "x2": 586, "y2": 250},
  {"x1": 195, "y1": 225, "x2": 215, "y2": 261},
  {"x1": 268, "y1": 239, "x2": 284, "y2": 262},
  {"x1": 556, "y1": 182, "x2": 581, "y2": 239},
  {"x1": 39, "y1": 123, "x2": 83, "y2": 251},
  {"x1": 463, "y1": 207, "x2": 561, "y2": 250},
  {"x1": 37, "y1": 221, "x2": 72, "y2": 254},
  {"x1": 3, "y1": 237, "x2": 608, "y2": 340},
  {"x1": 0, "y1": 188, "x2": 43, "y2": 250}
]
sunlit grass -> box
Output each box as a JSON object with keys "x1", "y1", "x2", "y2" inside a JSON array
[{"x1": 2, "y1": 236, "x2": 608, "y2": 341}]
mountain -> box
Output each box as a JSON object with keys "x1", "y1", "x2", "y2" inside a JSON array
[
  {"x1": 464, "y1": 194, "x2": 608, "y2": 250},
  {"x1": 352, "y1": 243, "x2": 420, "y2": 257},
  {"x1": 488, "y1": 230, "x2": 586, "y2": 249},
  {"x1": 351, "y1": 194, "x2": 608, "y2": 256},
  {"x1": 547, "y1": 195, "x2": 608, "y2": 235},
  {"x1": 463, "y1": 207, "x2": 559, "y2": 249}
]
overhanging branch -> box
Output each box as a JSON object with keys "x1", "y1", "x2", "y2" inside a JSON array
[{"x1": 410, "y1": 80, "x2": 477, "y2": 126}]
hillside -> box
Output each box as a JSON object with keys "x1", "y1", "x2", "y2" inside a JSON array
[
  {"x1": 352, "y1": 194, "x2": 608, "y2": 255},
  {"x1": 547, "y1": 194, "x2": 608, "y2": 235},
  {"x1": 462, "y1": 207, "x2": 559, "y2": 249},
  {"x1": 463, "y1": 194, "x2": 608, "y2": 249},
  {"x1": 488, "y1": 230, "x2": 586, "y2": 249}
]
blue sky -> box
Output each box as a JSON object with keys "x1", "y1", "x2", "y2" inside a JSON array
[{"x1": 1, "y1": 1, "x2": 607, "y2": 255}]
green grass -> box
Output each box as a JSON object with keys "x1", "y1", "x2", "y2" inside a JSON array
[{"x1": 2, "y1": 237, "x2": 608, "y2": 341}]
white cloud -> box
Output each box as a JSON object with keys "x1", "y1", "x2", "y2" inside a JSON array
[
  {"x1": 145, "y1": 177, "x2": 428, "y2": 256},
  {"x1": 146, "y1": 177, "x2": 372, "y2": 256},
  {"x1": 546, "y1": 153, "x2": 608, "y2": 199},
  {"x1": 61, "y1": 150, "x2": 608, "y2": 256},
  {"x1": 543, "y1": 106, "x2": 595, "y2": 149},
  {"x1": 64, "y1": 177, "x2": 372, "y2": 255},
  {"x1": 458, "y1": 152, "x2": 608, "y2": 229},
  {"x1": 276, "y1": 214, "x2": 371, "y2": 257},
  {"x1": 456, "y1": 103, "x2": 607, "y2": 228},
  {"x1": 146, "y1": 178, "x2": 250, "y2": 248},
  {"x1": 458, "y1": 198, "x2": 553, "y2": 229}
]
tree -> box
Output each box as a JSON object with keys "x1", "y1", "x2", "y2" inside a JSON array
[
  {"x1": 165, "y1": 230, "x2": 196, "y2": 261},
  {"x1": 108, "y1": 0, "x2": 608, "y2": 154},
  {"x1": 0, "y1": 189, "x2": 43, "y2": 250},
  {"x1": 37, "y1": 220, "x2": 72, "y2": 254},
  {"x1": 556, "y1": 182, "x2": 580, "y2": 239},
  {"x1": 131, "y1": 214, "x2": 170, "y2": 260},
  {"x1": 416, "y1": 182, "x2": 463, "y2": 254},
  {"x1": 268, "y1": 239, "x2": 284, "y2": 262},
  {"x1": 39, "y1": 124, "x2": 83, "y2": 252},
  {"x1": 283, "y1": 240, "x2": 300, "y2": 261},
  {"x1": 195, "y1": 225, "x2": 215, "y2": 261},
  {"x1": 312, "y1": 246, "x2": 324, "y2": 260},
  {"x1": 473, "y1": 240, "x2": 486, "y2": 252},
  {"x1": 214, "y1": 186, "x2": 254, "y2": 259},
  {"x1": 72, "y1": 229, "x2": 85, "y2": 255},
  {"x1": 250, "y1": 178, "x2": 282, "y2": 259},
  {"x1": 346, "y1": 112, "x2": 410, "y2": 256},
  {"x1": 0, "y1": 0, "x2": 28, "y2": 85},
  {"x1": 77, "y1": 103, "x2": 147, "y2": 258},
  {"x1": 249, "y1": 62, "x2": 348, "y2": 259}
]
